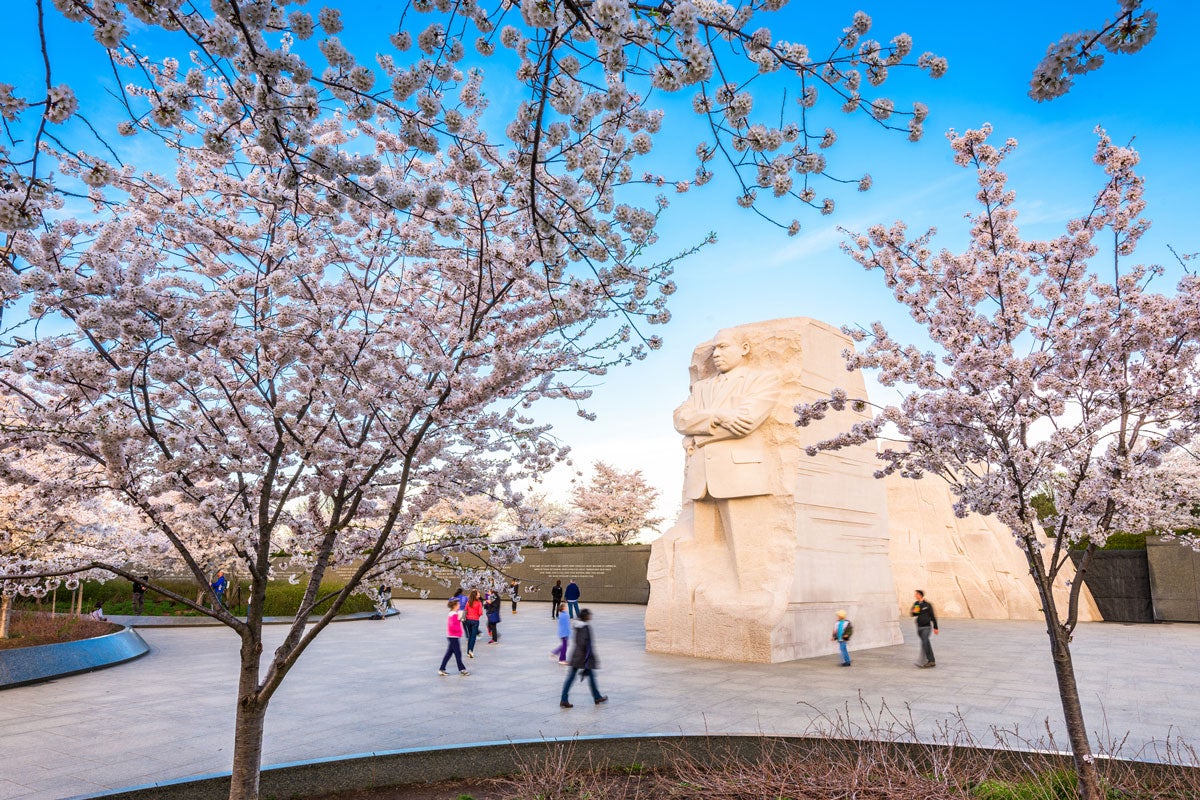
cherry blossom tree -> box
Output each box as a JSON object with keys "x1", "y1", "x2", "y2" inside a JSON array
[
  {"x1": 796, "y1": 127, "x2": 1200, "y2": 800},
  {"x1": 1030, "y1": 0, "x2": 1158, "y2": 101},
  {"x1": 0, "y1": 445, "x2": 174, "y2": 637},
  {"x1": 0, "y1": 3, "x2": 944, "y2": 799},
  {"x1": 570, "y1": 460, "x2": 663, "y2": 543}
]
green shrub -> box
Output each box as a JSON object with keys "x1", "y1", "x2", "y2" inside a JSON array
[
  {"x1": 973, "y1": 768, "x2": 1077, "y2": 800},
  {"x1": 20, "y1": 577, "x2": 374, "y2": 617},
  {"x1": 973, "y1": 768, "x2": 1124, "y2": 800}
]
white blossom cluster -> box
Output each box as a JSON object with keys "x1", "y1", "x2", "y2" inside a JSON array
[
  {"x1": 797, "y1": 125, "x2": 1200, "y2": 611},
  {"x1": 1030, "y1": 0, "x2": 1158, "y2": 101}
]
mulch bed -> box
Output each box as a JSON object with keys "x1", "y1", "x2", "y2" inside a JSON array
[{"x1": 0, "y1": 610, "x2": 123, "y2": 650}]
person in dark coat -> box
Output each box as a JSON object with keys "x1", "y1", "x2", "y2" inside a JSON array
[
  {"x1": 564, "y1": 579, "x2": 581, "y2": 618},
  {"x1": 911, "y1": 589, "x2": 939, "y2": 667},
  {"x1": 560, "y1": 608, "x2": 607, "y2": 708},
  {"x1": 550, "y1": 580, "x2": 563, "y2": 618},
  {"x1": 484, "y1": 590, "x2": 502, "y2": 643}
]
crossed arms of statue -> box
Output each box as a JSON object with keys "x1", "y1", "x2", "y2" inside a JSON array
[{"x1": 673, "y1": 370, "x2": 781, "y2": 448}]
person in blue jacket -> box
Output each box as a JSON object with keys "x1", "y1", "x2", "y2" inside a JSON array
[
  {"x1": 564, "y1": 579, "x2": 581, "y2": 619},
  {"x1": 551, "y1": 602, "x2": 570, "y2": 664}
]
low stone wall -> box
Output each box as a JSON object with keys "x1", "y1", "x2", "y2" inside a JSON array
[
  {"x1": 66, "y1": 733, "x2": 1197, "y2": 800},
  {"x1": 0, "y1": 626, "x2": 149, "y2": 690},
  {"x1": 381, "y1": 545, "x2": 652, "y2": 605},
  {"x1": 1070, "y1": 551, "x2": 1154, "y2": 623},
  {"x1": 1147, "y1": 535, "x2": 1200, "y2": 622}
]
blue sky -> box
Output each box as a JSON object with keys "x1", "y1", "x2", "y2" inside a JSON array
[
  {"x1": 7, "y1": 2, "x2": 1199, "y2": 526},
  {"x1": 533, "y1": 2, "x2": 1200, "y2": 521}
]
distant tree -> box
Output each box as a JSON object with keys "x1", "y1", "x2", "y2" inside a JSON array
[
  {"x1": 797, "y1": 127, "x2": 1200, "y2": 800},
  {"x1": 514, "y1": 493, "x2": 573, "y2": 544},
  {"x1": 571, "y1": 461, "x2": 663, "y2": 544},
  {"x1": 1030, "y1": 0, "x2": 1158, "y2": 101}
]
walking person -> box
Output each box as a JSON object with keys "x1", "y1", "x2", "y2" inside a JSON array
[
  {"x1": 831, "y1": 610, "x2": 853, "y2": 667},
  {"x1": 484, "y1": 589, "x2": 502, "y2": 643},
  {"x1": 131, "y1": 576, "x2": 148, "y2": 616},
  {"x1": 564, "y1": 578, "x2": 580, "y2": 619},
  {"x1": 509, "y1": 578, "x2": 521, "y2": 614},
  {"x1": 551, "y1": 602, "x2": 570, "y2": 664},
  {"x1": 911, "y1": 589, "x2": 939, "y2": 667},
  {"x1": 210, "y1": 570, "x2": 228, "y2": 609},
  {"x1": 464, "y1": 589, "x2": 484, "y2": 657},
  {"x1": 438, "y1": 599, "x2": 470, "y2": 676},
  {"x1": 560, "y1": 608, "x2": 606, "y2": 708},
  {"x1": 550, "y1": 579, "x2": 563, "y2": 618}
]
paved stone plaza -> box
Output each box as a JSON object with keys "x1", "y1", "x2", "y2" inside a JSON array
[{"x1": 2, "y1": 601, "x2": 1198, "y2": 800}]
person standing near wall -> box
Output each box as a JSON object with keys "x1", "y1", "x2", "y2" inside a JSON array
[
  {"x1": 550, "y1": 580, "x2": 563, "y2": 618},
  {"x1": 131, "y1": 576, "x2": 147, "y2": 616},
  {"x1": 564, "y1": 579, "x2": 580, "y2": 619},
  {"x1": 509, "y1": 578, "x2": 521, "y2": 614},
  {"x1": 485, "y1": 590, "x2": 502, "y2": 643},
  {"x1": 831, "y1": 610, "x2": 853, "y2": 667},
  {"x1": 911, "y1": 590, "x2": 939, "y2": 668}
]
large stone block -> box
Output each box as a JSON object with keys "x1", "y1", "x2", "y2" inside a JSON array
[
  {"x1": 646, "y1": 318, "x2": 903, "y2": 663},
  {"x1": 887, "y1": 475, "x2": 1100, "y2": 622},
  {"x1": 1147, "y1": 535, "x2": 1200, "y2": 622}
]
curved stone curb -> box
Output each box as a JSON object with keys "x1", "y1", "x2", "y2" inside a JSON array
[
  {"x1": 63, "y1": 733, "x2": 1198, "y2": 800},
  {"x1": 0, "y1": 626, "x2": 149, "y2": 690}
]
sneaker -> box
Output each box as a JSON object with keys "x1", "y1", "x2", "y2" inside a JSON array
[
  {"x1": 840, "y1": 662, "x2": 852, "y2": 667},
  {"x1": 460, "y1": 670, "x2": 471, "y2": 676},
  {"x1": 558, "y1": 660, "x2": 569, "y2": 665},
  {"x1": 438, "y1": 670, "x2": 449, "y2": 676},
  {"x1": 560, "y1": 701, "x2": 573, "y2": 708},
  {"x1": 924, "y1": 662, "x2": 936, "y2": 668},
  {"x1": 594, "y1": 696, "x2": 608, "y2": 705},
  {"x1": 468, "y1": 652, "x2": 474, "y2": 658}
]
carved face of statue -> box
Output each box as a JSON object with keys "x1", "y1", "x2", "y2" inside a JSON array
[{"x1": 711, "y1": 331, "x2": 750, "y2": 373}]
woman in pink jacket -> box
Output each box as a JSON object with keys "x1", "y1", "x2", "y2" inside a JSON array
[
  {"x1": 438, "y1": 599, "x2": 470, "y2": 676},
  {"x1": 463, "y1": 589, "x2": 484, "y2": 658}
]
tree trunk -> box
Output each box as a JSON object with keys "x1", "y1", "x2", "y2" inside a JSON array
[
  {"x1": 1044, "y1": 623, "x2": 1105, "y2": 799},
  {"x1": 0, "y1": 595, "x2": 11, "y2": 639},
  {"x1": 229, "y1": 636, "x2": 268, "y2": 800}
]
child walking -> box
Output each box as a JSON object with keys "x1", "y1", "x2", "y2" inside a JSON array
[
  {"x1": 484, "y1": 590, "x2": 502, "y2": 643},
  {"x1": 438, "y1": 599, "x2": 470, "y2": 676},
  {"x1": 551, "y1": 602, "x2": 570, "y2": 664}
]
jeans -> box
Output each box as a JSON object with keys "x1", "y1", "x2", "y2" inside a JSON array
[
  {"x1": 464, "y1": 619, "x2": 480, "y2": 653},
  {"x1": 567, "y1": 600, "x2": 580, "y2": 618},
  {"x1": 561, "y1": 666, "x2": 601, "y2": 703},
  {"x1": 553, "y1": 636, "x2": 568, "y2": 661},
  {"x1": 917, "y1": 625, "x2": 935, "y2": 664},
  {"x1": 487, "y1": 620, "x2": 499, "y2": 642},
  {"x1": 838, "y1": 640, "x2": 850, "y2": 665},
  {"x1": 440, "y1": 638, "x2": 465, "y2": 671}
]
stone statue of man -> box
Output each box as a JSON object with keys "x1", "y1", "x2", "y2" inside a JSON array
[{"x1": 672, "y1": 328, "x2": 783, "y2": 596}]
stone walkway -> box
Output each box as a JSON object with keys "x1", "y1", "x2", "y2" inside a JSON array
[{"x1": 2, "y1": 601, "x2": 1198, "y2": 800}]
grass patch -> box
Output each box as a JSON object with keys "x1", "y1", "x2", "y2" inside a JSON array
[{"x1": 16, "y1": 578, "x2": 375, "y2": 618}]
